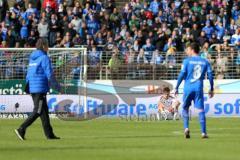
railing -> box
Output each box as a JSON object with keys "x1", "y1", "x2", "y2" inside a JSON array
[
  {"x1": 0, "y1": 48, "x2": 240, "y2": 80},
  {"x1": 93, "y1": 50, "x2": 240, "y2": 80}
]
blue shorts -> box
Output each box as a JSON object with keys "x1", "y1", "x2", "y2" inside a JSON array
[{"x1": 182, "y1": 91, "x2": 204, "y2": 110}]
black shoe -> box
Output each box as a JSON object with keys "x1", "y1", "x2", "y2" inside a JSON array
[
  {"x1": 184, "y1": 129, "x2": 190, "y2": 139},
  {"x1": 47, "y1": 135, "x2": 60, "y2": 140},
  {"x1": 15, "y1": 129, "x2": 25, "y2": 141}
]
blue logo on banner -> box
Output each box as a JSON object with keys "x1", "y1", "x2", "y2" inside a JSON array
[
  {"x1": 214, "y1": 99, "x2": 240, "y2": 115},
  {"x1": 0, "y1": 104, "x2": 6, "y2": 111}
]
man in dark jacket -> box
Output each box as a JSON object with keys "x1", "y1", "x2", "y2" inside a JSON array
[
  {"x1": 15, "y1": 38, "x2": 60, "y2": 140},
  {"x1": 0, "y1": 0, "x2": 8, "y2": 22}
]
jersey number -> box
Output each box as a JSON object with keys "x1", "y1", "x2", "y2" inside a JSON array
[{"x1": 191, "y1": 64, "x2": 202, "y2": 82}]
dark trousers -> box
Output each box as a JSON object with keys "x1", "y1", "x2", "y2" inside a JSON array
[{"x1": 20, "y1": 93, "x2": 55, "y2": 138}]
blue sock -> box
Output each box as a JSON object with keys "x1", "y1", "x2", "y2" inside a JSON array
[
  {"x1": 198, "y1": 111, "x2": 206, "y2": 134},
  {"x1": 182, "y1": 109, "x2": 189, "y2": 130}
]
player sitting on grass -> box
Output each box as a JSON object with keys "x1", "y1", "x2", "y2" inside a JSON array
[{"x1": 157, "y1": 87, "x2": 180, "y2": 120}]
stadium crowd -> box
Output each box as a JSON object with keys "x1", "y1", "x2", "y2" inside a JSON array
[{"x1": 0, "y1": 0, "x2": 240, "y2": 79}]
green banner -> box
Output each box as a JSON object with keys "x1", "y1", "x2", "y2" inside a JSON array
[
  {"x1": 0, "y1": 80, "x2": 79, "y2": 95},
  {"x1": 0, "y1": 80, "x2": 26, "y2": 95}
]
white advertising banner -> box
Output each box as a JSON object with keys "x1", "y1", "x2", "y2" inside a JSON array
[{"x1": 0, "y1": 94, "x2": 240, "y2": 117}]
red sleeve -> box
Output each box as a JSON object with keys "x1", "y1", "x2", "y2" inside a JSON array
[
  {"x1": 51, "y1": 1, "x2": 57, "y2": 10},
  {"x1": 42, "y1": 0, "x2": 47, "y2": 9}
]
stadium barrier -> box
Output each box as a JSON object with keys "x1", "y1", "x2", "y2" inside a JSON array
[
  {"x1": 0, "y1": 79, "x2": 240, "y2": 119},
  {"x1": 0, "y1": 48, "x2": 240, "y2": 80}
]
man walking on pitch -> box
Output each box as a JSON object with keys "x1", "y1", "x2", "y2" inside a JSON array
[
  {"x1": 175, "y1": 42, "x2": 214, "y2": 139},
  {"x1": 15, "y1": 38, "x2": 61, "y2": 140}
]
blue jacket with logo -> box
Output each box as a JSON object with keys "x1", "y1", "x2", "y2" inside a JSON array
[{"x1": 26, "y1": 49, "x2": 57, "y2": 93}]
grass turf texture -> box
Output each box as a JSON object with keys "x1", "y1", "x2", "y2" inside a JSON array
[{"x1": 0, "y1": 118, "x2": 239, "y2": 160}]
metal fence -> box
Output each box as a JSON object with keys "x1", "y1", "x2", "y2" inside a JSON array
[
  {"x1": 93, "y1": 50, "x2": 240, "y2": 80},
  {"x1": 0, "y1": 48, "x2": 86, "y2": 80},
  {"x1": 0, "y1": 48, "x2": 240, "y2": 81}
]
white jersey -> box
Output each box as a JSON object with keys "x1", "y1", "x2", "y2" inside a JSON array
[{"x1": 158, "y1": 95, "x2": 177, "y2": 111}]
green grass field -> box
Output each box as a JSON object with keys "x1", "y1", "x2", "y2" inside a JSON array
[{"x1": 0, "y1": 118, "x2": 239, "y2": 160}]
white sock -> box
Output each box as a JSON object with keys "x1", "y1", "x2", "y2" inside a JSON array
[
  {"x1": 156, "y1": 113, "x2": 160, "y2": 120},
  {"x1": 173, "y1": 112, "x2": 179, "y2": 120}
]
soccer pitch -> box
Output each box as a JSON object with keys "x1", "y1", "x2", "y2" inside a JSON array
[{"x1": 0, "y1": 118, "x2": 239, "y2": 160}]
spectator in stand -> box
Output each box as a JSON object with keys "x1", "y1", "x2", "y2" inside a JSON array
[
  {"x1": 6, "y1": 29, "x2": 16, "y2": 48},
  {"x1": 182, "y1": 28, "x2": 193, "y2": 47},
  {"x1": 142, "y1": 38, "x2": 155, "y2": 62},
  {"x1": 209, "y1": 33, "x2": 220, "y2": 45},
  {"x1": 95, "y1": 32, "x2": 105, "y2": 46},
  {"x1": 236, "y1": 15, "x2": 240, "y2": 26},
  {"x1": 133, "y1": 40, "x2": 140, "y2": 52},
  {"x1": 129, "y1": 14, "x2": 140, "y2": 32},
  {"x1": 202, "y1": 20, "x2": 214, "y2": 39},
  {"x1": 191, "y1": 2, "x2": 201, "y2": 14},
  {"x1": 25, "y1": 2, "x2": 38, "y2": 18},
  {"x1": 38, "y1": 18, "x2": 49, "y2": 38},
  {"x1": 165, "y1": 47, "x2": 177, "y2": 79},
  {"x1": 108, "y1": 51, "x2": 123, "y2": 79},
  {"x1": 42, "y1": 0, "x2": 57, "y2": 11},
  {"x1": 137, "y1": 48, "x2": 149, "y2": 79},
  {"x1": 215, "y1": 52, "x2": 227, "y2": 79},
  {"x1": 118, "y1": 39, "x2": 128, "y2": 54},
  {"x1": 137, "y1": 48, "x2": 148, "y2": 64},
  {"x1": 165, "y1": 47, "x2": 176, "y2": 66},
  {"x1": 49, "y1": 13, "x2": 59, "y2": 47},
  {"x1": 72, "y1": 33, "x2": 82, "y2": 46},
  {"x1": 71, "y1": 13, "x2": 82, "y2": 33},
  {"x1": 20, "y1": 20, "x2": 28, "y2": 43},
  {"x1": 65, "y1": 23, "x2": 76, "y2": 39},
  {"x1": 163, "y1": 38, "x2": 176, "y2": 52},
  {"x1": 72, "y1": 1, "x2": 81, "y2": 15},
  {"x1": 126, "y1": 49, "x2": 137, "y2": 79},
  {"x1": 88, "y1": 46, "x2": 101, "y2": 79},
  {"x1": 198, "y1": 31, "x2": 208, "y2": 47},
  {"x1": 150, "y1": 49, "x2": 164, "y2": 65},
  {"x1": 217, "y1": 8, "x2": 228, "y2": 28},
  {"x1": 191, "y1": 24, "x2": 201, "y2": 42},
  {"x1": 200, "y1": 42, "x2": 211, "y2": 59},
  {"x1": 228, "y1": 19, "x2": 238, "y2": 35},
  {"x1": 109, "y1": 8, "x2": 121, "y2": 32},
  {"x1": 60, "y1": 32, "x2": 74, "y2": 47},
  {"x1": 232, "y1": 5, "x2": 240, "y2": 21},
  {"x1": 149, "y1": 0, "x2": 159, "y2": 16},
  {"x1": 1, "y1": 22, "x2": 8, "y2": 41},
  {"x1": 0, "y1": 0, "x2": 8, "y2": 22},
  {"x1": 86, "y1": 14, "x2": 100, "y2": 36},
  {"x1": 4, "y1": 11, "x2": 11, "y2": 27},
  {"x1": 215, "y1": 21, "x2": 225, "y2": 40},
  {"x1": 28, "y1": 30, "x2": 37, "y2": 47},
  {"x1": 155, "y1": 28, "x2": 167, "y2": 51},
  {"x1": 221, "y1": 38, "x2": 231, "y2": 52},
  {"x1": 151, "y1": 49, "x2": 166, "y2": 79},
  {"x1": 231, "y1": 29, "x2": 240, "y2": 46},
  {"x1": 54, "y1": 32, "x2": 62, "y2": 47}
]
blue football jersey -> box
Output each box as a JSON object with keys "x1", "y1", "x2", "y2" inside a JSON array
[{"x1": 176, "y1": 56, "x2": 214, "y2": 92}]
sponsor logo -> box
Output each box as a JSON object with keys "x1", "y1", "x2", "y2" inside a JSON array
[
  {"x1": 0, "y1": 104, "x2": 6, "y2": 111},
  {"x1": 0, "y1": 84, "x2": 24, "y2": 95},
  {"x1": 214, "y1": 99, "x2": 240, "y2": 115},
  {"x1": 49, "y1": 98, "x2": 147, "y2": 117},
  {"x1": 0, "y1": 113, "x2": 29, "y2": 119}
]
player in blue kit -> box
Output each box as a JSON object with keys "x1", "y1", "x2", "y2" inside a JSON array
[{"x1": 175, "y1": 42, "x2": 214, "y2": 139}]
